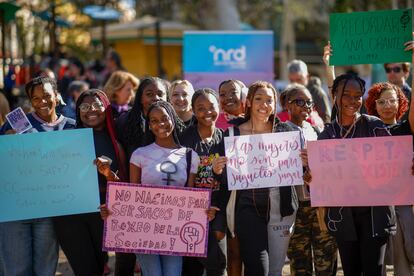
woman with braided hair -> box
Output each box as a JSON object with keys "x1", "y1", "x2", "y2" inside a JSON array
[
  {"x1": 114, "y1": 77, "x2": 177, "y2": 275},
  {"x1": 100, "y1": 101, "x2": 220, "y2": 276},
  {"x1": 303, "y1": 73, "x2": 396, "y2": 275}
]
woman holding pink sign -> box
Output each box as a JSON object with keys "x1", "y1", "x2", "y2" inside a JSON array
[
  {"x1": 214, "y1": 81, "x2": 298, "y2": 276},
  {"x1": 129, "y1": 101, "x2": 203, "y2": 276},
  {"x1": 303, "y1": 73, "x2": 395, "y2": 275}
]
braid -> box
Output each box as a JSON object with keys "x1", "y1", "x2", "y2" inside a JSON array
[
  {"x1": 125, "y1": 77, "x2": 167, "y2": 148},
  {"x1": 331, "y1": 73, "x2": 365, "y2": 123},
  {"x1": 191, "y1": 88, "x2": 218, "y2": 110}
]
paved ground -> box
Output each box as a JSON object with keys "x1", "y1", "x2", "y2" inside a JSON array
[{"x1": 56, "y1": 249, "x2": 397, "y2": 276}]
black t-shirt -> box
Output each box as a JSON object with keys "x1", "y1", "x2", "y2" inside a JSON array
[
  {"x1": 93, "y1": 129, "x2": 118, "y2": 204},
  {"x1": 180, "y1": 125, "x2": 223, "y2": 191},
  {"x1": 180, "y1": 124, "x2": 226, "y2": 232}
]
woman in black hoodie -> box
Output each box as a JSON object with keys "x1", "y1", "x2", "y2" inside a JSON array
[{"x1": 305, "y1": 73, "x2": 396, "y2": 275}]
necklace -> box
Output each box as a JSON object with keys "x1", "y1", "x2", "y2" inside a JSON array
[
  {"x1": 250, "y1": 120, "x2": 272, "y2": 134},
  {"x1": 339, "y1": 115, "x2": 361, "y2": 139}
]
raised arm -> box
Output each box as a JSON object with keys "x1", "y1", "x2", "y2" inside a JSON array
[
  {"x1": 405, "y1": 34, "x2": 414, "y2": 133},
  {"x1": 323, "y1": 41, "x2": 335, "y2": 104}
]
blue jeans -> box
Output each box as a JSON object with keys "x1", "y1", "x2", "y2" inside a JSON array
[
  {"x1": 136, "y1": 254, "x2": 182, "y2": 276},
  {"x1": 0, "y1": 218, "x2": 59, "y2": 276}
]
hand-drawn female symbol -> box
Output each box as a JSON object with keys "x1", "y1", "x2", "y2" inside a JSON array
[
  {"x1": 160, "y1": 161, "x2": 177, "y2": 186},
  {"x1": 180, "y1": 222, "x2": 205, "y2": 253}
]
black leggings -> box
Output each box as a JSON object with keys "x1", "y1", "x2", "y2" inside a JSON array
[
  {"x1": 336, "y1": 208, "x2": 388, "y2": 276},
  {"x1": 115, "y1": 252, "x2": 136, "y2": 276},
  {"x1": 53, "y1": 213, "x2": 105, "y2": 276},
  {"x1": 236, "y1": 206, "x2": 269, "y2": 276}
]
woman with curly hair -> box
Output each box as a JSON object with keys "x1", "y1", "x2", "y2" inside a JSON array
[
  {"x1": 365, "y1": 82, "x2": 409, "y2": 125},
  {"x1": 365, "y1": 81, "x2": 414, "y2": 275}
]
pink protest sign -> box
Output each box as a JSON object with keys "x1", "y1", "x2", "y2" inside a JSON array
[
  {"x1": 308, "y1": 136, "x2": 414, "y2": 207},
  {"x1": 103, "y1": 182, "x2": 210, "y2": 257},
  {"x1": 224, "y1": 131, "x2": 303, "y2": 190}
]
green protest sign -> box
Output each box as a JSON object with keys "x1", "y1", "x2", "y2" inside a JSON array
[{"x1": 330, "y1": 9, "x2": 412, "y2": 66}]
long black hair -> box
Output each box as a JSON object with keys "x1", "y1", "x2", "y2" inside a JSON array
[
  {"x1": 331, "y1": 73, "x2": 365, "y2": 124},
  {"x1": 145, "y1": 101, "x2": 182, "y2": 146},
  {"x1": 124, "y1": 77, "x2": 167, "y2": 148}
]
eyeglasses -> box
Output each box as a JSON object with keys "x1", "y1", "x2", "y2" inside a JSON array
[
  {"x1": 289, "y1": 99, "x2": 314, "y2": 108},
  {"x1": 79, "y1": 102, "x2": 105, "y2": 113},
  {"x1": 375, "y1": 98, "x2": 399, "y2": 106},
  {"x1": 385, "y1": 67, "x2": 402, "y2": 73}
]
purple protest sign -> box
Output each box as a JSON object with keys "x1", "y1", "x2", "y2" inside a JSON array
[
  {"x1": 6, "y1": 107, "x2": 32, "y2": 133},
  {"x1": 308, "y1": 136, "x2": 414, "y2": 206},
  {"x1": 103, "y1": 182, "x2": 211, "y2": 257}
]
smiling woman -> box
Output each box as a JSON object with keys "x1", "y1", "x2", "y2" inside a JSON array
[
  {"x1": 169, "y1": 80, "x2": 195, "y2": 126},
  {"x1": 53, "y1": 89, "x2": 127, "y2": 276},
  {"x1": 0, "y1": 76, "x2": 76, "y2": 276},
  {"x1": 308, "y1": 73, "x2": 395, "y2": 276},
  {"x1": 213, "y1": 81, "x2": 298, "y2": 276}
]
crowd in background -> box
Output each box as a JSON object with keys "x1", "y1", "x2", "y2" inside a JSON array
[{"x1": 0, "y1": 38, "x2": 413, "y2": 276}]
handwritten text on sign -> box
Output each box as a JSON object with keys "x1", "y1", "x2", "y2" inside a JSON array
[
  {"x1": 330, "y1": 9, "x2": 412, "y2": 65},
  {"x1": 0, "y1": 128, "x2": 99, "y2": 222},
  {"x1": 224, "y1": 131, "x2": 303, "y2": 190},
  {"x1": 103, "y1": 182, "x2": 210, "y2": 257},
  {"x1": 308, "y1": 136, "x2": 414, "y2": 206}
]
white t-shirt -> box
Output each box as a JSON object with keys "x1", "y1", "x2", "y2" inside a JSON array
[{"x1": 130, "y1": 143, "x2": 200, "y2": 187}]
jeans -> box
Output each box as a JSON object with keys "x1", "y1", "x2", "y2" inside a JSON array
[
  {"x1": 136, "y1": 254, "x2": 182, "y2": 276},
  {"x1": 0, "y1": 218, "x2": 59, "y2": 276}
]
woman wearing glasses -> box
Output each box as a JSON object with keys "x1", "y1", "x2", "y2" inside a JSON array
[
  {"x1": 365, "y1": 81, "x2": 414, "y2": 275},
  {"x1": 53, "y1": 89, "x2": 127, "y2": 276},
  {"x1": 283, "y1": 84, "x2": 338, "y2": 275}
]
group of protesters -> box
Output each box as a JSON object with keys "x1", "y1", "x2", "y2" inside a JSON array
[{"x1": 0, "y1": 33, "x2": 414, "y2": 276}]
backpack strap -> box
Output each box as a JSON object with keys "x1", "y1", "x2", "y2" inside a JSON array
[{"x1": 185, "y1": 148, "x2": 192, "y2": 186}]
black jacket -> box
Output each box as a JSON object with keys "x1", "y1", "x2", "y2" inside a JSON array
[{"x1": 319, "y1": 114, "x2": 396, "y2": 240}]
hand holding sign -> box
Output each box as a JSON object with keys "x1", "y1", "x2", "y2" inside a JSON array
[
  {"x1": 403, "y1": 33, "x2": 414, "y2": 63},
  {"x1": 212, "y1": 156, "x2": 227, "y2": 175},
  {"x1": 6, "y1": 107, "x2": 32, "y2": 134}
]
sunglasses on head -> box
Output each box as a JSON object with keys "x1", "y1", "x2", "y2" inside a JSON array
[
  {"x1": 385, "y1": 67, "x2": 402, "y2": 73},
  {"x1": 288, "y1": 99, "x2": 314, "y2": 108}
]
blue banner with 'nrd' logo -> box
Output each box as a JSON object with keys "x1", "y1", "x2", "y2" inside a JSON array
[
  {"x1": 183, "y1": 31, "x2": 274, "y2": 89},
  {"x1": 183, "y1": 31, "x2": 273, "y2": 73}
]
